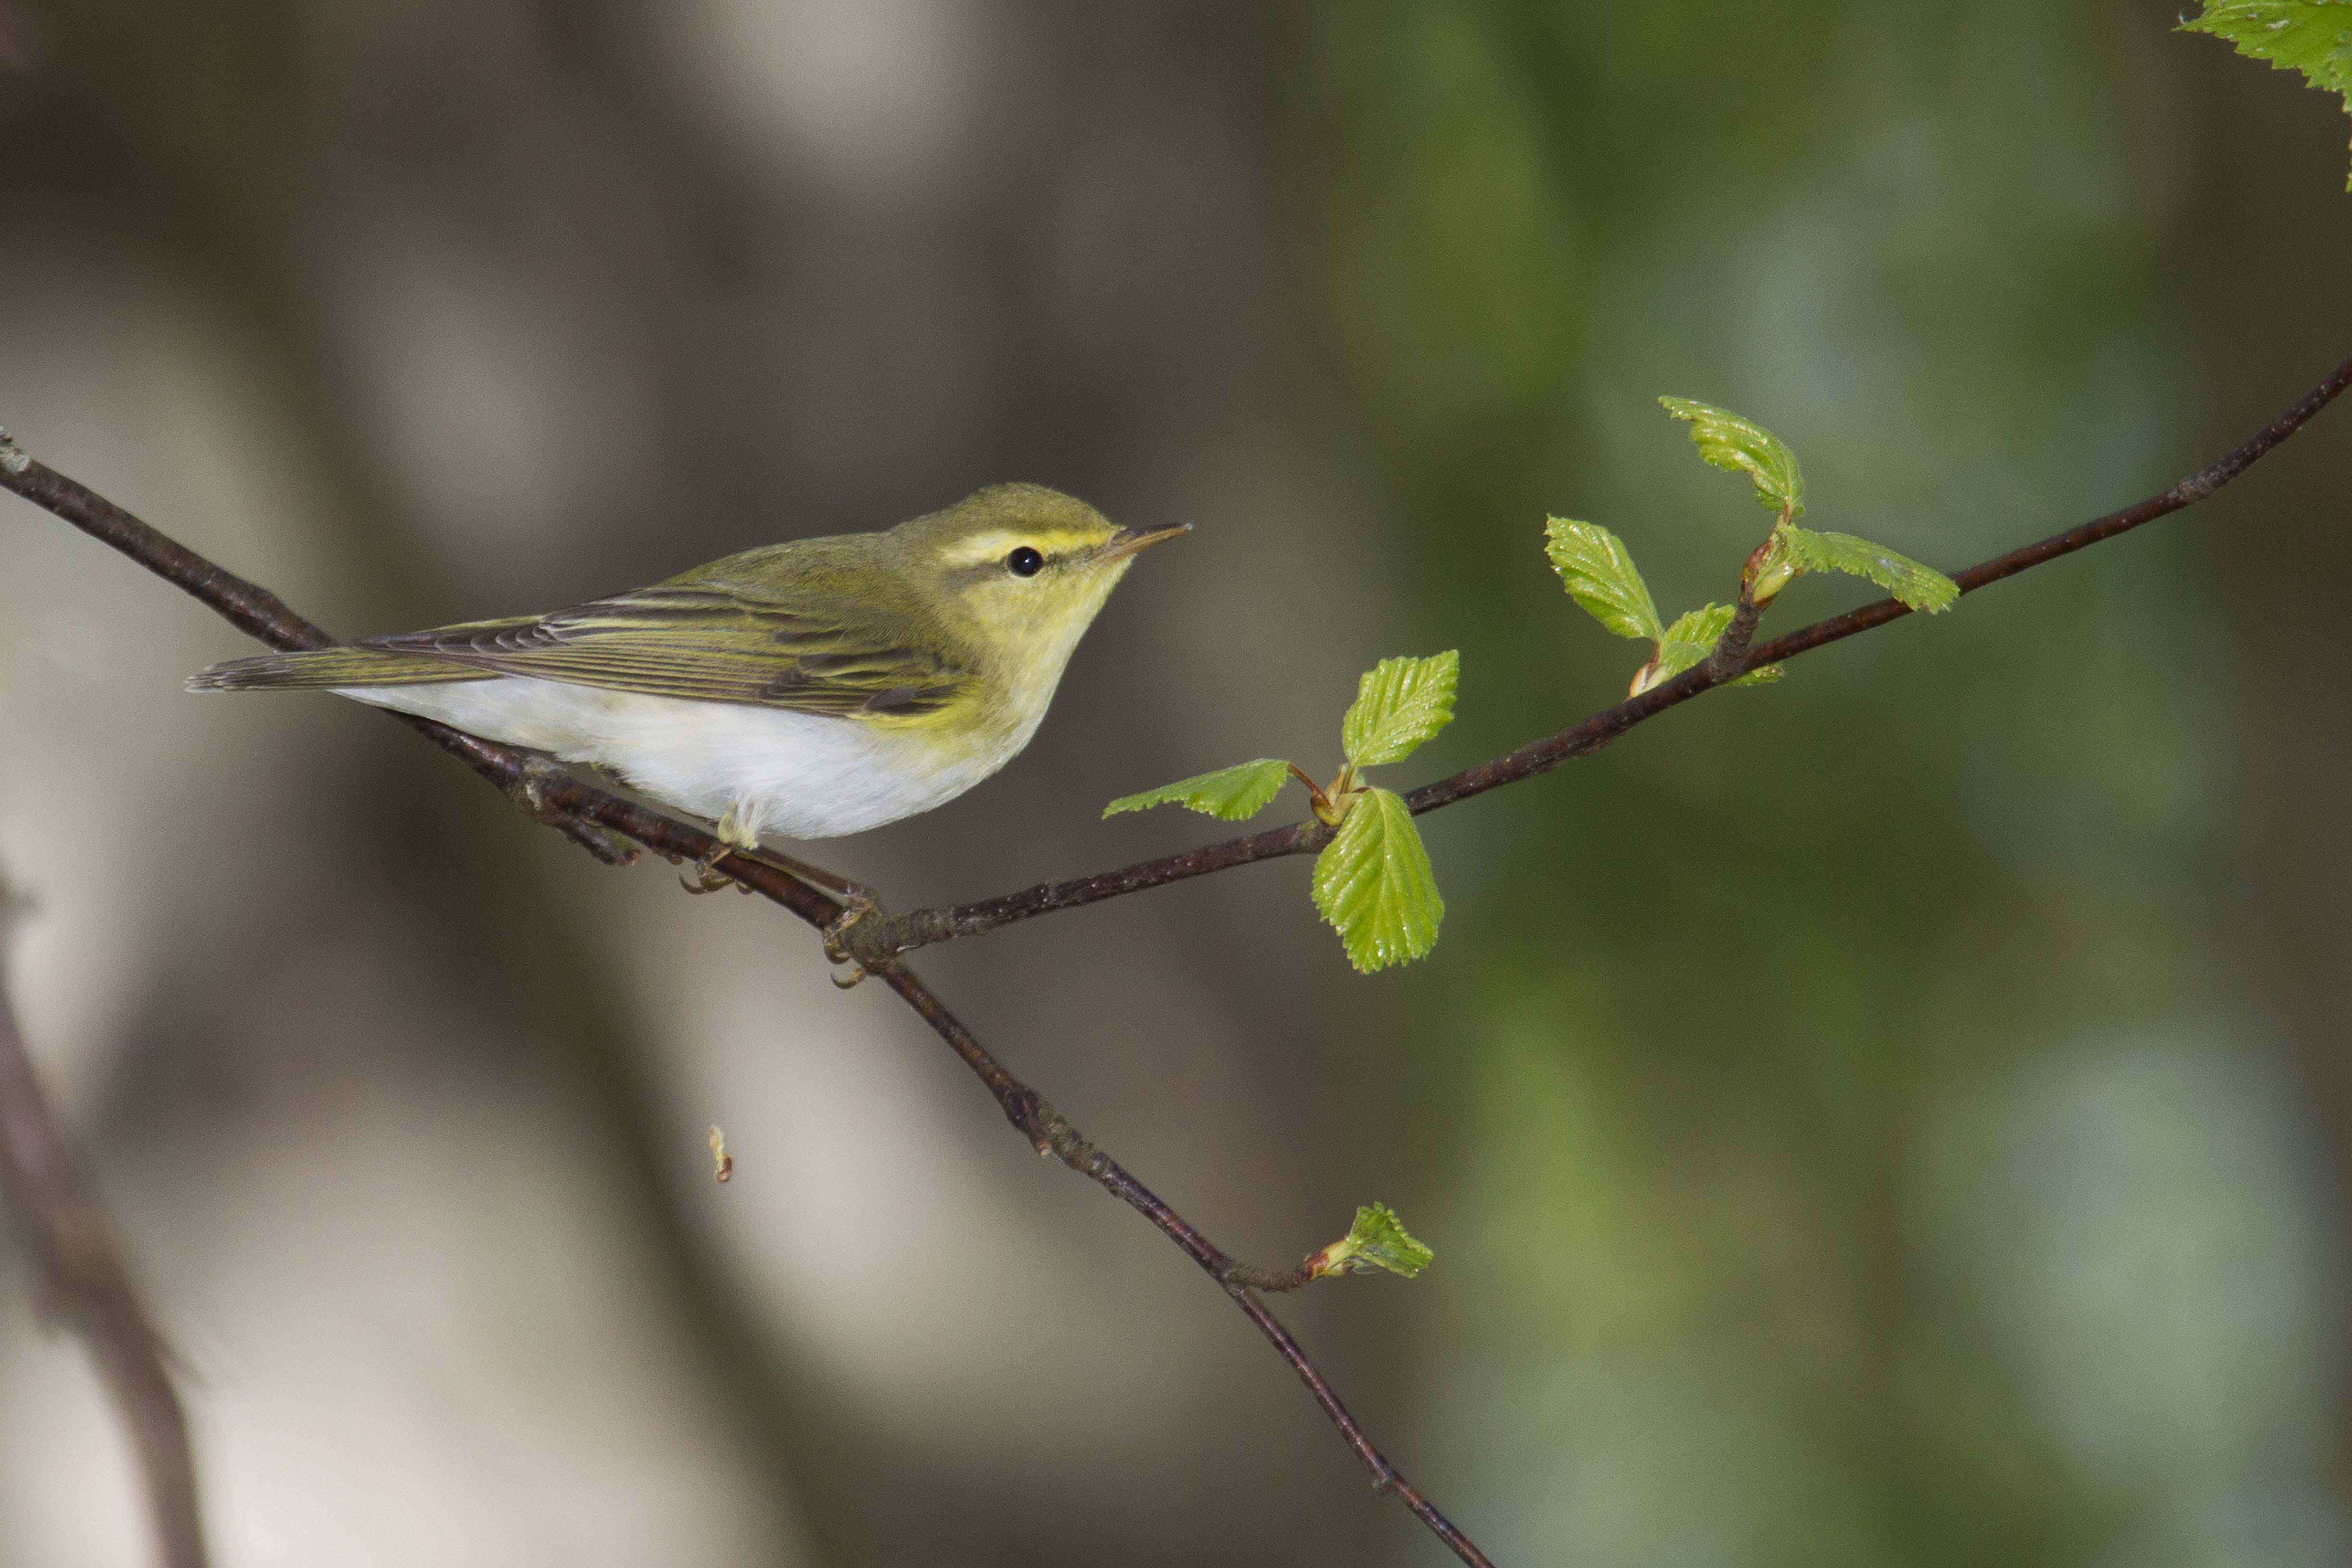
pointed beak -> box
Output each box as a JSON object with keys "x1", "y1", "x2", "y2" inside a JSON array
[{"x1": 1100, "y1": 521, "x2": 1191, "y2": 562}]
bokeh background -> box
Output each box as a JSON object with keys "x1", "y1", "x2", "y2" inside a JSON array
[{"x1": 2, "y1": 3, "x2": 2350, "y2": 1564}]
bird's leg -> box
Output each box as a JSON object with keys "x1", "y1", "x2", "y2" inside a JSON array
[
  {"x1": 674, "y1": 811, "x2": 881, "y2": 986},
  {"x1": 680, "y1": 803, "x2": 758, "y2": 894},
  {"x1": 730, "y1": 846, "x2": 885, "y2": 985},
  {"x1": 680, "y1": 814, "x2": 878, "y2": 916}
]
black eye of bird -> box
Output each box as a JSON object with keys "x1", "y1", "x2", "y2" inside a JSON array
[{"x1": 1006, "y1": 546, "x2": 1044, "y2": 577}]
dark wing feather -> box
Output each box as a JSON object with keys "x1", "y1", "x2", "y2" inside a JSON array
[{"x1": 357, "y1": 581, "x2": 974, "y2": 720}]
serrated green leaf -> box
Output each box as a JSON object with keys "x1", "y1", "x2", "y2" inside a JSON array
[
  {"x1": 1653, "y1": 602, "x2": 1734, "y2": 681},
  {"x1": 1340, "y1": 651, "x2": 1459, "y2": 768},
  {"x1": 2183, "y1": 2, "x2": 2352, "y2": 189},
  {"x1": 1104, "y1": 758, "x2": 1293, "y2": 821},
  {"x1": 1637, "y1": 603, "x2": 1781, "y2": 690},
  {"x1": 1660, "y1": 396, "x2": 1805, "y2": 518},
  {"x1": 1311, "y1": 787, "x2": 1443, "y2": 972},
  {"x1": 1773, "y1": 524, "x2": 1959, "y2": 613},
  {"x1": 1316, "y1": 1203, "x2": 1434, "y2": 1279},
  {"x1": 1543, "y1": 517, "x2": 1663, "y2": 642}
]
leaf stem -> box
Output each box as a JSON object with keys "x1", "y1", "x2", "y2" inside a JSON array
[{"x1": 1286, "y1": 760, "x2": 1336, "y2": 821}]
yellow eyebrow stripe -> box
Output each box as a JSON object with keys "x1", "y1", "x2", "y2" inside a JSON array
[{"x1": 937, "y1": 529, "x2": 1102, "y2": 569}]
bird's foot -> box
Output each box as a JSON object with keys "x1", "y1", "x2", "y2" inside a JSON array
[
  {"x1": 821, "y1": 895, "x2": 886, "y2": 988},
  {"x1": 738, "y1": 849, "x2": 884, "y2": 986},
  {"x1": 680, "y1": 804, "x2": 763, "y2": 894},
  {"x1": 667, "y1": 814, "x2": 883, "y2": 986}
]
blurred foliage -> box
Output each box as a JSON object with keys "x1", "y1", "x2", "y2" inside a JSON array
[{"x1": 1298, "y1": 1, "x2": 2346, "y2": 1565}]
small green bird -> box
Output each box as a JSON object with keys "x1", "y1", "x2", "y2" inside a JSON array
[{"x1": 190, "y1": 483, "x2": 1186, "y2": 858}]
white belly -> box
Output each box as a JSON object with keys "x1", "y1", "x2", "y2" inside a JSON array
[{"x1": 337, "y1": 675, "x2": 1009, "y2": 840}]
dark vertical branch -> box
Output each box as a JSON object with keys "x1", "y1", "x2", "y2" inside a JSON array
[{"x1": 0, "y1": 906, "x2": 208, "y2": 1568}]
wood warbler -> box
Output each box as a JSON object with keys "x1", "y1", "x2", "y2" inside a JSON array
[{"x1": 190, "y1": 483, "x2": 1186, "y2": 856}]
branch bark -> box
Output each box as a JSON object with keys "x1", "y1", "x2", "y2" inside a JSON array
[{"x1": 0, "y1": 900, "x2": 208, "y2": 1568}]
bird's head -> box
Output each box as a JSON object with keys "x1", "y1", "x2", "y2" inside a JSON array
[{"x1": 895, "y1": 483, "x2": 1187, "y2": 673}]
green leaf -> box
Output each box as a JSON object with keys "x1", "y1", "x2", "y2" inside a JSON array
[
  {"x1": 1313, "y1": 1202, "x2": 1434, "y2": 1279},
  {"x1": 2183, "y1": 2, "x2": 2352, "y2": 189},
  {"x1": 1653, "y1": 602, "x2": 1734, "y2": 682},
  {"x1": 1340, "y1": 651, "x2": 1459, "y2": 768},
  {"x1": 1105, "y1": 758, "x2": 1294, "y2": 821},
  {"x1": 1311, "y1": 787, "x2": 1443, "y2": 972},
  {"x1": 1772, "y1": 524, "x2": 1959, "y2": 613},
  {"x1": 1636, "y1": 603, "x2": 1782, "y2": 691},
  {"x1": 1543, "y1": 517, "x2": 1663, "y2": 641},
  {"x1": 1660, "y1": 396, "x2": 1806, "y2": 518}
]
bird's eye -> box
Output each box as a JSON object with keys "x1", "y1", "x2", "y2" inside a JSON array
[{"x1": 1005, "y1": 546, "x2": 1044, "y2": 577}]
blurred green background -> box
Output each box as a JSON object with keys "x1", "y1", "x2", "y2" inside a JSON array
[{"x1": 2, "y1": 3, "x2": 2350, "y2": 1565}]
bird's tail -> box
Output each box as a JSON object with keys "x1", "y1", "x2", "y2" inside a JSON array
[{"x1": 187, "y1": 647, "x2": 490, "y2": 692}]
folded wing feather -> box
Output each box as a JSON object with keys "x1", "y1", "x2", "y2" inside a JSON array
[{"x1": 189, "y1": 582, "x2": 974, "y2": 721}]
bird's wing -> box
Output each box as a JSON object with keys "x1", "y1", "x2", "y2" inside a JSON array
[{"x1": 356, "y1": 582, "x2": 976, "y2": 720}]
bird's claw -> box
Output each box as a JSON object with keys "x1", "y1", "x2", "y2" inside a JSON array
[
  {"x1": 669, "y1": 829, "x2": 882, "y2": 987},
  {"x1": 822, "y1": 898, "x2": 882, "y2": 988}
]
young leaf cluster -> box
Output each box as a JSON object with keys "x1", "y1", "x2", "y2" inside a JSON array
[
  {"x1": 1108, "y1": 398, "x2": 1955, "y2": 970},
  {"x1": 1546, "y1": 517, "x2": 1784, "y2": 694},
  {"x1": 1310, "y1": 1203, "x2": 1434, "y2": 1280},
  {"x1": 1661, "y1": 396, "x2": 1955, "y2": 612},
  {"x1": 1106, "y1": 652, "x2": 1457, "y2": 973},
  {"x1": 2184, "y1": 1, "x2": 2352, "y2": 189},
  {"x1": 1551, "y1": 398, "x2": 1958, "y2": 688}
]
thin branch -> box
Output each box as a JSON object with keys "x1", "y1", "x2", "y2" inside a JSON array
[
  {"x1": 872, "y1": 964, "x2": 1492, "y2": 1564},
  {"x1": 0, "y1": 898, "x2": 208, "y2": 1568},
  {"x1": 0, "y1": 435, "x2": 1490, "y2": 1564},
  {"x1": 845, "y1": 351, "x2": 2352, "y2": 960}
]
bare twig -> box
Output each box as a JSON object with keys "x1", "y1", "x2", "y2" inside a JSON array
[
  {"x1": 0, "y1": 902, "x2": 208, "y2": 1568},
  {"x1": 0, "y1": 432, "x2": 1489, "y2": 1564},
  {"x1": 840, "y1": 351, "x2": 2352, "y2": 962}
]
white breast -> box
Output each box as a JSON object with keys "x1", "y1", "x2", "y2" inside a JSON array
[{"x1": 336, "y1": 676, "x2": 1009, "y2": 840}]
